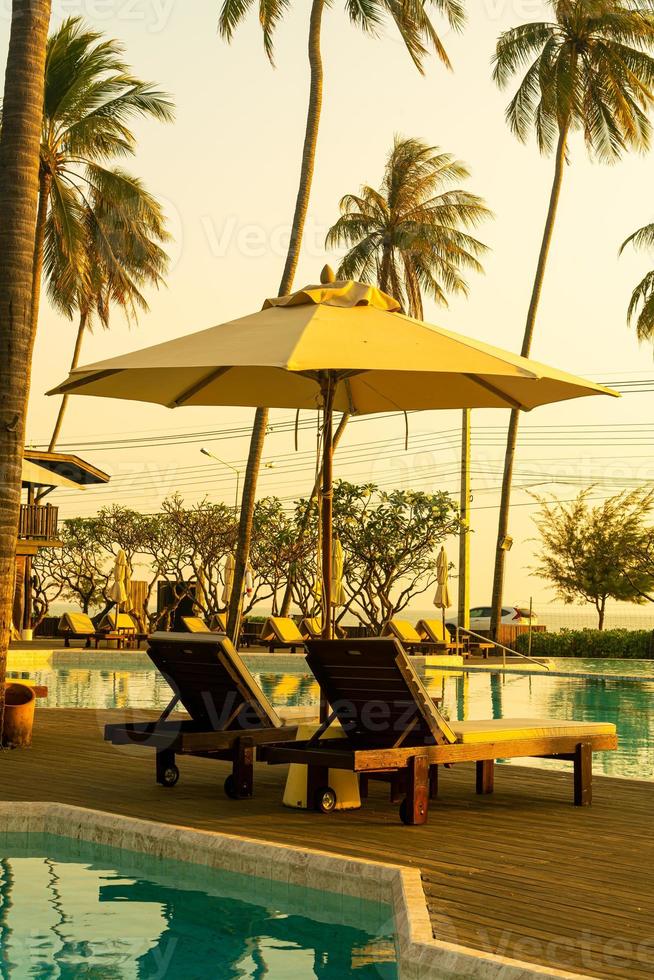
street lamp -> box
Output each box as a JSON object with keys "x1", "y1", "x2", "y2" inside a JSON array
[{"x1": 200, "y1": 447, "x2": 241, "y2": 515}]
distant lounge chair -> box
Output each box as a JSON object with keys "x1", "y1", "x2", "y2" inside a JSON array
[
  {"x1": 263, "y1": 639, "x2": 617, "y2": 824},
  {"x1": 300, "y1": 617, "x2": 346, "y2": 640},
  {"x1": 382, "y1": 619, "x2": 437, "y2": 654},
  {"x1": 210, "y1": 612, "x2": 227, "y2": 633},
  {"x1": 104, "y1": 632, "x2": 298, "y2": 799},
  {"x1": 58, "y1": 612, "x2": 133, "y2": 649},
  {"x1": 260, "y1": 617, "x2": 305, "y2": 652},
  {"x1": 181, "y1": 616, "x2": 212, "y2": 633},
  {"x1": 98, "y1": 611, "x2": 147, "y2": 648},
  {"x1": 415, "y1": 619, "x2": 466, "y2": 654}
]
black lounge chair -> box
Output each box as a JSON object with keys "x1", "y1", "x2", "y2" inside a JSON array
[
  {"x1": 104, "y1": 632, "x2": 298, "y2": 799},
  {"x1": 262, "y1": 639, "x2": 617, "y2": 825}
]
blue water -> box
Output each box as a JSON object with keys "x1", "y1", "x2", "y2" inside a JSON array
[
  {"x1": 8, "y1": 655, "x2": 654, "y2": 781},
  {"x1": 0, "y1": 834, "x2": 396, "y2": 978}
]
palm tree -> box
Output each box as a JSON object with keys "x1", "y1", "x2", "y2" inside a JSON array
[
  {"x1": 490, "y1": 0, "x2": 654, "y2": 638},
  {"x1": 327, "y1": 136, "x2": 490, "y2": 318},
  {"x1": 31, "y1": 17, "x2": 174, "y2": 346},
  {"x1": 0, "y1": 0, "x2": 52, "y2": 725},
  {"x1": 45, "y1": 173, "x2": 170, "y2": 451},
  {"x1": 621, "y1": 222, "x2": 654, "y2": 340},
  {"x1": 218, "y1": 0, "x2": 466, "y2": 639}
]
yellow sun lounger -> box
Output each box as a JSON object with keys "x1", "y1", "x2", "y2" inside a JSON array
[
  {"x1": 260, "y1": 617, "x2": 305, "y2": 652},
  {"x1": 382, "y1": 619, "x2": 436, "y2": 653},
  {"x1": 415, "y1": 619, "x2": 466, "y2": 653},
  {"x1": 181, "y1": 616, "x2": 212, "y2": 633}
]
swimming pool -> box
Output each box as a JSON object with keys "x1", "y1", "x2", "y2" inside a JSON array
[
  {"x1": 8, "y1": 654, "x2": 654, "y2": 782},
  {"x1": 0, "y1": 833, "x2": 396, "y2": 978}
]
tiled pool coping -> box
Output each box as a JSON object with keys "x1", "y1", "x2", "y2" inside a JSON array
[{"x1": 0, "y1": 802, "x2": 591, "y2": 979}]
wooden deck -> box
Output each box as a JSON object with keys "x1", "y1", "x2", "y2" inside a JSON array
[{"x1": 1, "y1": 708, "x2": 652, "y2": 979}]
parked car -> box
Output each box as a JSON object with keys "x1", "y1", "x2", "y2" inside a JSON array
[{"x1": 446, "y1": 606, "x2": 538, "y2": 632}]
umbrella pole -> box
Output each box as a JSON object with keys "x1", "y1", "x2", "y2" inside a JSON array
[{"x1": 321, "y1": 376, "x2": 334, "y2": 641}]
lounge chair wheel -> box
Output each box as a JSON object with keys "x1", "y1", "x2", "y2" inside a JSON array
[
  {"x1": 224, "y1": 774, "x2": 240, "y2": 799},
  {"x1": 315, "y1": 786, "x2": 337, "y2": 813},
  {"x1": 159, "y1": 764, "x2": 179, "y2": 788}
]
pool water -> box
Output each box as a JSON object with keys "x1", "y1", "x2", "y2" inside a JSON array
[
  {"x1": 0, "y1": 833, "x2": 396, "y2": 979},
  {"x1": 8, "y1": 655, "x2": 654, "y2": 782}
]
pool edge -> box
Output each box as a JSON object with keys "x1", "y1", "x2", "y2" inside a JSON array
[{"x1": 0, "y1": 801, "x2": 593, "y2": 980}]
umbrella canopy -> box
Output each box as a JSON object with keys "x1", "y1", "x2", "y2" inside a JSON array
[
  {"x1": 50, "y1": 270, "x2": 618, "y2": 639},
  {"x1": 49, "y1": 277, "x2": 614, "y2": 414},
  {"x1": 109, "y1": 550, "x2": 128, "y2": 608}
]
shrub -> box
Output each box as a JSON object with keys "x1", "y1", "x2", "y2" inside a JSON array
[{"x1": 515, "y1": 628, "x2": 654, "y2": 659}]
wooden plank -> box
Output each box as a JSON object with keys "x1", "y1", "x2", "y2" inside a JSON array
[{"x1": 1, "y1": 709, "x2": 649, "y2": 980}]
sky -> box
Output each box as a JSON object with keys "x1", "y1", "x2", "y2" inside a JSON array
[{"x1": 4, "y1": 0, "x2": 654, "y2": 616}]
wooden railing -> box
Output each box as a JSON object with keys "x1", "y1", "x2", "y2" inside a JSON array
[{"x1": 18, "y1": 504, "x2": 59, "y2": 541}]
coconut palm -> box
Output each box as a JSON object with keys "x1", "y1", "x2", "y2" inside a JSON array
[
  {"x1": 31, "y1": 17, "x2": 174, "y2": 345},
  {"x1": 490, "y1": 0, "x2": 654, "y2": 637},
  {"x1": 0, "y1": 0, "x2": 52, "y2": 721},
  {"x1": 45, "y1": 173, "x2": 170, "y2": 451},
  {"x1": 218, "y1": 0, "x2": 466, "y2": 639},
  {"x1": 326, "y1": 136, "x2": 490, "y2": 319},
  {"x1": 621, "y1": 222, "x2": 654, "y2": 340}
]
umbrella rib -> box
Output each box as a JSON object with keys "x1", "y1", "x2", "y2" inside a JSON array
[
  {"x1": 170, "y1": 367, "x2": 231, "y2": 407},
  {"x1": 55, "y1": 369, "x2": 121, "y2": 393},
  {"x1": 464, "y1": 374, "x2": 528, "y2": 411}
]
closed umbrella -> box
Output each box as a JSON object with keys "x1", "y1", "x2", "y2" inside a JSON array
[
  {"x1": 109, "y1": 550, "x2": 128, "y2": 625},
  {"x1": 332, "y1": 536, "x2": 346, "y2": 607},
  {"x1": 222, "y1": 554, "x2": 235, "y2": 607},
  {"x1": 50, "y1": 269, "x2": 617, "y2": 638},
  {"x1": 434, "y1": 546, "x2": 451, "y2": 635}
]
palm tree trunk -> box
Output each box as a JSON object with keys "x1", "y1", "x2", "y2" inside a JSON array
[
  {"x1": 30, "y1": 169, "x2": 51, "y2": 340},
  {"x1": 227, "y1": 0, "x2": 325, "y2": 642},
  {"x1": 0, "y1": 0, "x2": 52, "y2": 730},
  {"x1": 490, "y1": 123, "x2": 570, "y2": 638},
  {"x1": 279, "y1": 411, "x2": 349, "y2": 616},
  {"x1": 48, "y1": 310, "x2": 89, "y2": 451}
]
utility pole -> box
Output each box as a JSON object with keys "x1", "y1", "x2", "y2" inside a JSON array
[{"x1": 457, "y1": 409, "x2": 471, "y2": 630}]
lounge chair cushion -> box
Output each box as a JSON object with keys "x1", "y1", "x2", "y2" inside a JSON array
[
  {"x1": 451, "y1": 718, "x2": 617, "y2": 744},
  {"x1": 417, "y1": 619, "x2": 450, "y2": 644},
  {"x1": 182, "y1": 616, "x2": 212, "y2": 633},
  {"x1": 383, "y1": 620, "x2": 423, "y2": 644},
  {"x1": 262, "y1": 617, "x2": 304, "y2": 644},
  {"x1": 98, "y1": 612, "x2": 137, "y2": 632},
  {"x1": 59, "y1": 612, "x2": 95, "y2": 634}
]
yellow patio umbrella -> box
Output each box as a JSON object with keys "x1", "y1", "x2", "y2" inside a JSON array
[
  {"x1": 331, "y1": 535, "x2": 346, "y2": 607},
  {"x1": 50, "y1": 268, "x2": 617, "y2": 639},
  {"x1": 433, "y1": 546, "x2": 451, "y2": 635}
]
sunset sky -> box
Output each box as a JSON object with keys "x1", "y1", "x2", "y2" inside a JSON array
[{"x1": 5, "y1": 0, "x2": 654, "y2": 614}]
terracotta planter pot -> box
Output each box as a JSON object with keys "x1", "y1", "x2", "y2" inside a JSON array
[{"x1": 3, "y1": 683, "x2": 36, "y2": 748}]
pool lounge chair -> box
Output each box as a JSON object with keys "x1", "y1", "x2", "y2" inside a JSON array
[
  {"x1": 300, "y1": 617, "x2": 346, "y2": 640},
  {"x1": 58, "y1": 612, "x2": 131, "y2": 649},
  {"x1": 262, "y1": 639, "x2": 617, "y2": 825},
  {"x1": 104, "y1": 632, "x2": 298, "y2": 799},
  {"x1": 382, "y1": 619, "x2": 437, "y2": 654},
  {"x1": 98, "y1": 611, "x2": 148, "y2": 648},
  {"x1": 415, "y1": 619, "x2": 467, "y2": 654},
  {"x1": 181, "y1": 616, "x2": 212, "y2": 633},
  {"x1": 260, "y1": 617, "x2": 305, "y2": 652}
]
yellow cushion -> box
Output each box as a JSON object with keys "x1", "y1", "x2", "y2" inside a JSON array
[
  {"x1": 182, "y1": 616, "x2": 211, "y2": 633},
  {"x1": 304, "y1": 617, "x2": 321, "y2": 636},
  {"x1": 100, "y1": 612, "x2": 136, "y2": 632},
  {"x1": 262, "y1": 617, "x2": 304, "y2": 643},
  {"x1": 213, "y1": 613, "x2": 227, "y2": 632},
  {"x1": 60, "y1": 612, "x2": 95, "y2": 634},
  {"x1": 417, "y1": 619, "x2": 449, "y2": 643},
  {"x1": 385, "y1": 620, "x2": 421, "y2": 643},
  {"x1": 451, "y1": 718, "x2": 617, "y2": 744}
]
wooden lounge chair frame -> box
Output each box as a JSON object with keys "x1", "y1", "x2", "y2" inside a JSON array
[
  {"x1": 59, "y1": 612, "x2": 132, "y2": 650},
  {"x1": 104, "y1": 632, "x2": 297, "y2": 799},
  {"x1": 260, "y1": 617, "x2": 305, "y2": 653},
  {"x1": 262, "y1": 639, "x2": 617, "y2": 825},
  {"x1": 98, "y1": 611, "x2": 148, "y2": 649}
]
